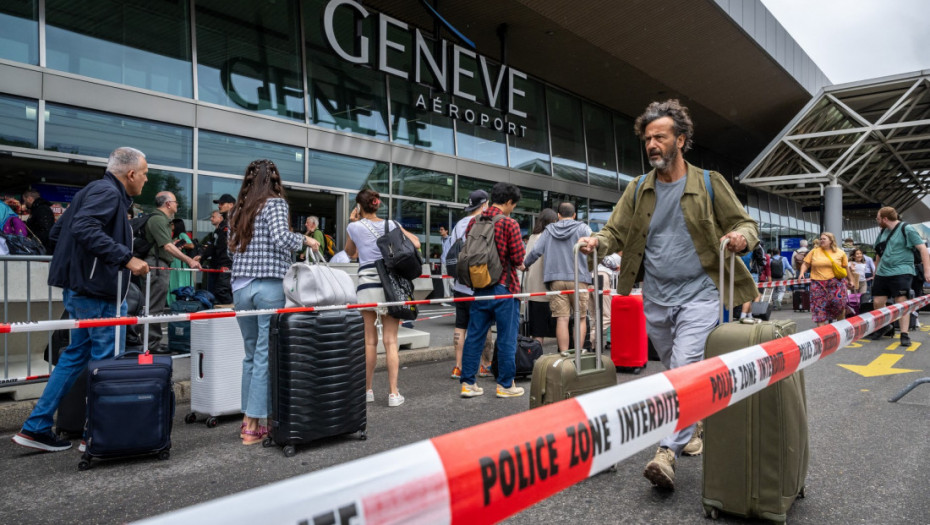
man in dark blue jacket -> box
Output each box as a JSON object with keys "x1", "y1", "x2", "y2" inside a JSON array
[{"x1": 12, "y1": 147, "x2": 150, "y2": 452}]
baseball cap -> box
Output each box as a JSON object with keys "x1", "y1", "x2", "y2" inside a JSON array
[
  {"x1": 464, "y1": 190, "x2": 489, "y2": 213},
  {"x1": 213, "y1": 194, "x2": 235, "y2": 205}
]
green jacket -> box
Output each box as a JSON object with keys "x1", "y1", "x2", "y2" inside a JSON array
[{"x1": 595, "y1": 162, "x2": 759, "y2": 308}]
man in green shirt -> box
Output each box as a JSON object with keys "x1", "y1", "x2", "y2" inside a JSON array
[
  {"x1": 869, "y1": 206, "x2": 930, "y2": 347},
  {"x1": 143, "y1": 191, "x2": 201, "y2": 352}
]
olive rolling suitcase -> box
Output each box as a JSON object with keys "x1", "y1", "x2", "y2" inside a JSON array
[
  {"x1": 79, "y1": 353, "x2": 175, "y2": 470},
  {"x1": 609, "y1": 294, "x2": 648, "y2": 373},
  {"x1": 529, "y1": 242, "x2": 616, "y2": 409},
  {"x1": 267, "y1": 310, "x2": 367, "y2": 457},
  {"x1": 702, "y1": 240, "x2": 808, "y2": 523}
]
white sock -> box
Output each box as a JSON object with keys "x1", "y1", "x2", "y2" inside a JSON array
[{"x1": 740, "y1": 312, "x2": 749, "y2": 319}]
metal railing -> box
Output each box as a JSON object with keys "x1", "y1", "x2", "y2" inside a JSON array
[{"x1": 1, "y1": 254, "x2": 56, "y2": 386}]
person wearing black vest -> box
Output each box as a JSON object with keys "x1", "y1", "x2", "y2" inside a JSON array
[{"x1": 195, "y1": 194, "x2": 234, "y2": 304}]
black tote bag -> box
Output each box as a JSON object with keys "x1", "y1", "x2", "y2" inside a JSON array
[
  {"x1": 376, "y1": 220, "x2": 422, "y2": 281},
  {"x1": 375, "y1": 259, "x2": 418, "y2": 321}
]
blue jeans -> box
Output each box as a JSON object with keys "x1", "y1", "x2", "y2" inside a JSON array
[
  {"x1": 23, "y1": 289, "x2": 125, "y2": 434},
  {"x1": 234, "y1": 278, "x2": 284, "y2": 419},
  {"x1": 460, "y1": 284, "x2": 519, "y2": 387}
]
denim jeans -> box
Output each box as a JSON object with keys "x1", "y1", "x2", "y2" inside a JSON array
[
  {"x1": 23, "y1": 289, "x2": 125, "y2": 434},
  {"x1": 234, "y1": 278, "x2": 285, "y2": 419},
  {"x1": 460, "y1": 284, "x2": 519, "y2": 387}
]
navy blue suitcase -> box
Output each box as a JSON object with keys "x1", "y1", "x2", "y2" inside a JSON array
[
  {"x1": 79, "y1": 353, "x2": 175, "y2": 470},
  {"x1": 168, "y1": 298, "x2": 206, "y2": 353}
]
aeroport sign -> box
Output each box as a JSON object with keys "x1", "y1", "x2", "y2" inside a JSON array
[{"x1": 323, "y1": 0, "x2": 530, "y2": 137}]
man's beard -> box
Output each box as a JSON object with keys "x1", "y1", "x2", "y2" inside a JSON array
[{"x1": 648, "y1": 146, "x2": 679, "y2": 171}]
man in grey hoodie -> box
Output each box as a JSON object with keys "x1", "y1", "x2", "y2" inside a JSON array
[{"x1": 523, "y1": 202, "x2": 592, "y2": 351}]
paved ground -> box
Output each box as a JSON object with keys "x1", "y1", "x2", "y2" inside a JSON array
[{"x1": 2, "y1": 304, "x2": 929, "y2": 524}]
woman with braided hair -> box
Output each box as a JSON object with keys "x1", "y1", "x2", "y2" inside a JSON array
[{"x1": 228, "y1": 159, "x2": 320, "y2": 445}]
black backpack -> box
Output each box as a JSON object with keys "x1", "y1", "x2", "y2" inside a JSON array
[
  {"x1": 130, "y1": 213, "x2": 154, "y2": 259},
  {"x1": 445, "y1": 236, "x2": 465, "y2": 283},
  {"x1": 770, "y1": 255, "x2": 785, "y2": 279}
]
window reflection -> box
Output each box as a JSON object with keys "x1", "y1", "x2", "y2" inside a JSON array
[
  {"x1": 0, "y1": 1, "x2": 38, "y2": 64},
  {"x1": 45, "y1": 104, "x2": 192, "y2": 168},
  {"x1": 0, "y1": 94, "x2": 38, "y2": 148},
  {"x1": 393, "y1": 165, "x2": 454, "y2": 201},
  {"x1": 509, "y1": 76, "x2": 550, "y2": 174},
  {"x1": 46, "y1": 0, "x2": 192, "y2": 97},
  {"x1": 198, "y1": 130, "x2": 302, "y2": 182},
  {"x1": 615, "y1": 114, "x2": 643, "y2": 177},
  {"x1": 585, "y1": 104, "x2": 618, "y2": 189},
  {"x1": 389, "y1": 78, "x2": 455, "y2": 154},
  {"x1": 308, "y1": 49, "x2": 390, "y2": 139},
  {"x1": 548, "y1": 88, "x2": 586, "y2": 183},
  {"x1": 307, "y1": 150, "x2": 388, "y2": 193},
  {"x1": 196, "y1": 0, "x2": 304, "y2": 120}
]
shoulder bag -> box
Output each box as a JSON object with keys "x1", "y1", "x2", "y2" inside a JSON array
[
  {"x1": 375, "y1": 258, "x2": 418, "y2": 320},
  {"x1": 821, "y1": 248, "x2": 847, "y2": 279},
  {"x1": 376, "y1": 220, "x2": 423, "y2": 281},
  {"x1": 283, "y1": 248, "x2": 357, "y2": 307}
]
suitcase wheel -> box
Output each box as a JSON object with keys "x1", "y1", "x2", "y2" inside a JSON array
[
  {"x1": 158, "y1": 450, "x2": 170, "y2": 461},
  {"x1": 262, "y1": 437, "x2": 274, "y2": 448},
  {"x1": 799, "y1": 486, "x2": 806, "y2": 499},
  {"x1": 184, "y1": 412, "x2": 197, "y2": 424},
  {"x1": 359, "y1": 430, "x2": 367, "y2": 441},
  {"x1": 283, "y1": 445, "x2": 297, "y2": 458},
  {"x1": 78, "y1": 459, "x2": 92, "y2": 471},
  {"x1": 702, "y1": 506, "x2": 719, "y2": 520},
  {"x1": 205, "y1": 417, "x2": 219, "y2": 428}
]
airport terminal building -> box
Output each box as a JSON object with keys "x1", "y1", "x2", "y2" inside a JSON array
[{"x1": 0, "y1": 0, "x2": 834, "y2": 254}]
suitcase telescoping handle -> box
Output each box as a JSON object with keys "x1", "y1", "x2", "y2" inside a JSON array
[
  {"x1": 573, "y1": 241, "x2": 604, "y2": 372},
  {"x1": 718, "y1": 238, "x2": 736, "y2": 324}
]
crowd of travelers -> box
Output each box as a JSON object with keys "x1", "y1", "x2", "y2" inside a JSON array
[{"x1": 8, "y1": 99, "x2": 929, "y2": 497}]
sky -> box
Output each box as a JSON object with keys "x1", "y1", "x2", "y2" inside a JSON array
[{"x1": 761, "y1": 0, "x2": 930, "y2": 84}]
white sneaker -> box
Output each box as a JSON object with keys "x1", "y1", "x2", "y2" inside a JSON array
[
  {"x1": 366, "y1": 389, "x2": 374, "y2": 403},
  {"x1": 388, "y1": 392, "x2": 405, "y2": 407},
  {"x1": 460, "y1": 383, "x2": 484, "y2": 398}
]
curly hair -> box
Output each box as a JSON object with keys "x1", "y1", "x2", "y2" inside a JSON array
[
  {"x1": 633, "y1": 99, "x2": 694, "y2": 153},
  {"x1": 228, "y1": 159, "x2": 287, "y2": 253}
]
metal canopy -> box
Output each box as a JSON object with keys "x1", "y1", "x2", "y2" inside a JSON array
[{"x1": 739, "y1": 71, "x2": 930, "y2": 217}]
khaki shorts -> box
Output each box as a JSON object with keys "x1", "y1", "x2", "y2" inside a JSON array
[{"x1": 549, "y1": 280, "x2": 589, "y2": 318}]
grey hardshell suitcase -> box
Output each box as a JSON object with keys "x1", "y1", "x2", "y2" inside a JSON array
[
  {"x1": 529, "y1": 241, "x2": 616, "y2": 408},
  {"x1": 702, "y1": 240, "x2": 809, "y2": 523}
]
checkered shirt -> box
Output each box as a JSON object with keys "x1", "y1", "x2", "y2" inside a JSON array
[{"x1": 230, "y1": 198, "x2": 304, "y2": 279}]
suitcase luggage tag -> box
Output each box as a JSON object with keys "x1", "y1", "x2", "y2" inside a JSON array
[
  {"x1": 138, "y1": 272, "x2": 154, "y2": 365},
  {"x1": 138, "y1": 351, "x2": 153, "y2": 365}
]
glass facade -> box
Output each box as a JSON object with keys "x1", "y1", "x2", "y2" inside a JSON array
[
  {"x1": 196, "y1": 0, "x2": 304, "y2": 120},
  {"x1": 307, "y1": 150, "x2": 388, "y2": 193},
  {"x1": 0, "y1": 1, "x2": 38, "y2": 65},
  {"x1": 132, "y1": 169, "x2": 193, "y2": 221},
  {"x1": 0, "y1": 94, "x2": 38, "y2": 149},
  {"x1": 44, "y1": 104, "x2": 193, "y2": 167},
  {"x1": 3, "y1": 0, "x2": 859, "y2": 246},
  {"x1": 46, "y1": 0, "x2": 192, "y2": 97},
  {"x1": 198, "y1": 130, "x2": 302, "y2": 181}
]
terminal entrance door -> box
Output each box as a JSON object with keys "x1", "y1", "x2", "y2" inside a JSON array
[{"x1": 284, "y1": 187, "x2": 345, "y2": 254}]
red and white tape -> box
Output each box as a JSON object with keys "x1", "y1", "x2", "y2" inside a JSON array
[
  {"x1": 135, "y1": 295, "x2": 930, "y2": 525},
  {"x1": 0, "y1": 289, "x2": 609, "y2": 336},
  {"x1": 757, "y1": 278, "x2": 811, "y2": 288}
]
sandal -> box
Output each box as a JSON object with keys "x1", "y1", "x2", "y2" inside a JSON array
[
  {"x1": 241, "y1": 426, "x2": 268, "y2": 445},
  {"x1": 239, "y1": 422, "x2": 247, "y2": 439}
]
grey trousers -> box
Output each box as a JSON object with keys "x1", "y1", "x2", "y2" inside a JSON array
[
  {"x1": 144, "y1": 254, "x2": 170, "y2": 350},
  {"x1": 643, "y1": 296, "x2": 720, "y2": 456}
]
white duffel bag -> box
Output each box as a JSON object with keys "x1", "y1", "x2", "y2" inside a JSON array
[{"x1": 284, "y1": 249, "x2": 357, "y2": 307}]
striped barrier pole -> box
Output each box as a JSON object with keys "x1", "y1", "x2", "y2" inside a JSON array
[{"x1": 134, "y1": 295, "x2": 929, "y2": 525}]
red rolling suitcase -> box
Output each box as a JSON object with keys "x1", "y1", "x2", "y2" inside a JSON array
[{"x1": 609, "y1": 294, "x2": 648, "y2": 373}]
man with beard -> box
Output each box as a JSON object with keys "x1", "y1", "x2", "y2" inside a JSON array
[{"x1": 579, "y1": 99, "x2": 758, "y2": 491}]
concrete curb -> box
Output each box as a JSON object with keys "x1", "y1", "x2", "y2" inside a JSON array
[{"x1": 0, "y1": 345, "x2": 455, "y2": 434}]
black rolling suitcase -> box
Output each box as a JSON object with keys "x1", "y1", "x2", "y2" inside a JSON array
[
  {"x1": 267, "y1": 310, "x2": 367, "y2": 457},
  {"x1": 79, "y1": 353, "x2": 175, "y2": 470}
]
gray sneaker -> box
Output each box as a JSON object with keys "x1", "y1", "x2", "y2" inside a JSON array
[
  {"x1": 682, "y1": 420, "x2": 704, "y2": 456},
  {"x1": 496, "y1": 384, "x2": 525, "y2": 398},
  {"x1": 644, "y1": 447, "x2": 676, "y2": 489}
]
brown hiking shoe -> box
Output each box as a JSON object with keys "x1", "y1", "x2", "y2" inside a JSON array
[
  {"x1": 644, "y1": 447, "x2": 676, "y2": 490},
  {"x1": 682, "y1": 420, "x2": 704, "y2": 456}
]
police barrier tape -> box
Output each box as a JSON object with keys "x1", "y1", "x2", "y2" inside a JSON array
[
  {"x1": 134, "y1": 294, "x2": 929, "y2": 525},
  {"x1": 0, "y1": 289, "x2": 610, "y2": 335},
  {"x1": 757, "y1": 278, "x2": 810, "y2": 288}
]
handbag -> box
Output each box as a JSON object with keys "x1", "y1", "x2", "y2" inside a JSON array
[
  {"x1": 821, "y1": 248, "x2": 847, "y2": 279},
  {"x1": 283, "y1": 248, "x2": 357, "y2": 307},
  {"x1": 375, "y1": 259, "x2": 418, "y2": 321},
  {"x1": 0, "y1": 229, "x2": 46, "y2": 256},
  {"x1": 376, "y1": 220, "x2": 423, "y2": 281}
]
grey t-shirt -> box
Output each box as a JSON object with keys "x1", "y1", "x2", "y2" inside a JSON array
[{"x1": 642, "y1": 177, "x2": 717, "y2": 306}]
